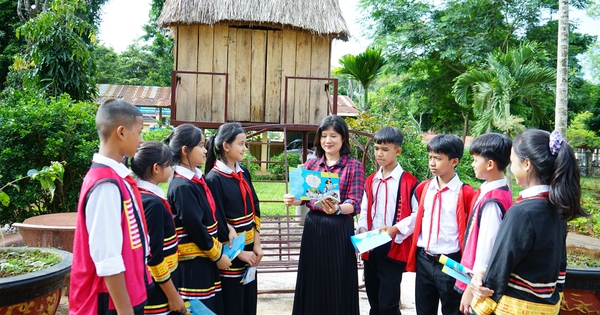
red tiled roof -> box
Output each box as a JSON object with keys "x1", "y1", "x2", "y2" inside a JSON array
[
  {"x1": 96, "y1": 84, "x2": 171, "y2": 108},
  {"x1": 329, "y1": 95, "x2": 359, "y2": 117}
]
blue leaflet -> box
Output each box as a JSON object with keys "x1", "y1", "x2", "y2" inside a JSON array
[{"x1": 222, "y1": 232, "x2": 246, "y2": 260}]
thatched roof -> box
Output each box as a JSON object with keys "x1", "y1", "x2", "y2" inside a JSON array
[{"x1": 157, "y1": 0, "x2": 350, "y2": 41}]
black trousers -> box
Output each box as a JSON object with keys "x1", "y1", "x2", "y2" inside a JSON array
[
  {"x1": 415, "y1": 247, "x2": 462, "y2": 315},
  {"x1": 363, "y1": 242, "x2": 405, "y2": 315}
]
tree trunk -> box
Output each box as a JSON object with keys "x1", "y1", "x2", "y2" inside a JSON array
[{"x1": 555, "y1": 0, "x2": 569, "y2": 138}]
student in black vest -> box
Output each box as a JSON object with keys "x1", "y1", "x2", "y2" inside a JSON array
[
  {"x1": 166, "y1": 124, "x2": 231, "y2": 314},
  {"x1": 205, "y1": 122, "x2": 262, "y2": 315}
]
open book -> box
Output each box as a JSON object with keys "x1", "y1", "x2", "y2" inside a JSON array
[
  {"x1": 289, "y1": 167, "x2": 341, "y2": 204},
  {"x1": 439, "y1": 254, "x2": 474, "y2": 285}
]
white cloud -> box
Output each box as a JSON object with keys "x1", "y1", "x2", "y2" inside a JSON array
[{"x1": 97, "y1": 0, "x2": 152, "y2": 52}]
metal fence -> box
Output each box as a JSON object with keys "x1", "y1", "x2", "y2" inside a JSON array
[{"x1": 575, "y1": 148, "x2": 600, "y2": 177}]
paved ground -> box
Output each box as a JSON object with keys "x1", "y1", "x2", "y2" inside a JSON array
[{"x1": 40, "y1": 232, "x2": 600, "y2": 315}]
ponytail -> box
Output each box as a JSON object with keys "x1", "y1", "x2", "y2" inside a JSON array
[
  {"x1": 205, "y1": 135, "x2": 218, "y2": 174},
  {"x1": 204, "y1": 122, "x2": 245, "y2": 174},
  {"x1": 513, "y1": 129, "x2": 588, "y2": 221},
  {"x1": 550, "y1": 139, "x2": 587, "y2": 221}
]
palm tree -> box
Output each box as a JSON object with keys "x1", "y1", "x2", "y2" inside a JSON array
[
  {"x1": 555, "y1": 0, "x2": 569, "y2": 137},
  {"x1": 452, "y1": 42, "x2": 556, "y2": 137},
  {"x1": 334, "y1": 47, "x2": 387, "y2": 111}
]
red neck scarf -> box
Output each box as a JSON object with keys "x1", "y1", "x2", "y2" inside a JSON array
[{"x1": 174, "y1": 172, "x2": 217, "y2": 221}]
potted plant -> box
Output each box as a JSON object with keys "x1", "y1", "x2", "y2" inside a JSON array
[
  {"x1": 0, "y1": 162, "x2": 69, "y2": 315},
  {"x1": 0, "y1": 246, "x2": 72, "y2": 315}
]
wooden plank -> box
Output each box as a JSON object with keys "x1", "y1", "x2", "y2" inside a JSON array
[
  {"x1": 197, "y1": 25, "x2": 214, "y2": 123},
  {"x1": 212, "y1": 24, "x2": 228, "y2": 123},
  {"x1": 226, "y1": 27, "x2": 237, "y2": 121},
  {"x1": 280, "y1": 29, "x2": 297, "y2": 124},
  {"x1": 250, "y1": 30, "x2": 266, "y2": 123},
  {"x1": 265, "y1": 30, "x2": 283, "y2": 123},
  {"x1": 235, "y1": 28, "x2": 252, "y2": 121},
  {"x1": 176, "y1": 25, "x2": 199, "y2": 121},
  {"x1": 309, "y1": 35, "x2": 331, "y2": 124},
  {"x1": 293, "y1": 31, "x2": 312, "y2": 124}
]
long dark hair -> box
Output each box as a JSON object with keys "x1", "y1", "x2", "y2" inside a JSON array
[
  {"x1": 205, "y1": 122, "x2": 245, "y2": 174},
  {"x1": 164, "y1": 124, "x2": 203, "y2": 167},
  {"x1": 512, "y1": 129, "x2": 588, "y2": 221},
  {"x1": 130, "y1": 141, "x2": 172, "y2": 181},
  {"x1": 313, "y1": 115, "x2": 351, "y2": 158}
]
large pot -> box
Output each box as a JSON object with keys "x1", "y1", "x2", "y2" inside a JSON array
[
  {"x1": 561, "y1": 267, "x2": 600, "y2": 314},
  {"x1": 12, "y1": 212, "x2": 77, "y2": 252},
  {"x1": 0, "y1": 247, "x2": 72, "y2": 315}
]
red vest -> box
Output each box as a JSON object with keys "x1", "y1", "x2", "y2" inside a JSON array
[
  {"x1": 70, "y1": 164, "x2": 149, "y2": 314},
  {"x1": 455, "y1": 186, "x2": 513, "y2": 292},
  {"x1": 405, "y1": 179, "x2": 474, "y2": 272},
  {"x1": 363, "y1": 171, "x2": 419, "y2": 263}
]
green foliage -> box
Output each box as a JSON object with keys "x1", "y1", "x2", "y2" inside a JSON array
[
  {"x1": 15, "y1": 0, "x2": 97, "y2": 101},
  {"x1": 568, "y1": 111, "x2": 600, "y2": 148},
  {"x1": 333, "y1": 47, "x2": 387, "y2": 110},
  {"x1": 0, "y1": 89, "x2": 98, "y2": 224},
  {"x1": 359, "y1": 0, "x2": 595, "y2": 134},
  {"x1": 269, "y1": 153, "x2": 303, "y2": 180},
  {"x1": 568, "y1": 177, "x2": 600, "y2": 237},
  {"x1": 452, "y1": 42, "x2": 556, "y2": 136},
  {"x1": 0, "y1": 249, "x2": 62, "y2": 277},
  {"x1": 346, "y1": 112, "x2": 431, "y2": 181},
  {"x1": 142, "y1": 127, "x2": 174, "y2": 142}
]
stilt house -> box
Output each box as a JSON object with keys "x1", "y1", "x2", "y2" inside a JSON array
[{"x1": 157, "y1": 0, "x2": 350, "y2": 128}]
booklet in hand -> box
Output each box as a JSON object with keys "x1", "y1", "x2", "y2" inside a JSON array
[
  {"x1": 223, "y1": 232, "x2": 246, "y2": 260},
  {"x1": 289, "y1": 168, "x2": 341, "y2": 204},
  {"x1": 241, "y1": 266, "x2": 257, "y2": 285},
  {"x1": 438, "y1": 254, "x2": 474, "y2": 285},
  {"x1": 185, "y1": 299, "x2": 216, "y2": 315},
  {"x1": 350, "y1": 230, "x2": 392, "y2": 253}
]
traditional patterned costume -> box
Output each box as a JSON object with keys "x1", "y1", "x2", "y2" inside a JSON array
[
  {"x1": 205, "y1": 160, "x2": 260, "y2": 315},
  {"x1": 470, "y1": 185, "x2": 566, "y2": 315},
  {"x1": 139, "y1": 180, "x2": 180, "y2": 315},
  {"x1": 168, "y1": 165, "x2": 224, "y2": 314},
  {"x1": 71, "y1": 155, "x2": 150, "y2": 315}
]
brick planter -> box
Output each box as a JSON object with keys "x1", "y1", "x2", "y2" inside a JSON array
[{"x1": 12, "y1": 213, "x2": 77, "y2": 252}]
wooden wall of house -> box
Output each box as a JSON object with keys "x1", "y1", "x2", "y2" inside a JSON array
[{"x1": 173, "y1": 24, "x2": 332, "y2": 125}]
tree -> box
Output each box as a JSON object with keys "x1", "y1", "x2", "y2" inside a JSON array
[
  {"x1": 556, "y1": 0, "x2": 570, "y2": 137},
  {"x1": 333, "y1": 47, "x2": 387, "y2": 111},
  {"x1": 452, "y1": 42, "x2": 556, "y2": 136},
  {"x1": 15, "y1": 0, "x2": 97, "y2": 101},
  {"x1": 359, "y1": 0, "x2": 593, "y2": 133}
]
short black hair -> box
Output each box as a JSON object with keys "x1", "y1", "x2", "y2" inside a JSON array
[
  {"x1": 96, "y1": 99, "x2": 142, "y2": 141},
  {"x1": 130, "y1": 141, "x2": 173, "y2": 181},
  {"x1": 427, "y1": 134, "x2": 464, "y2": 160},
  {"x1": 313, "y1": 115, "x2": 351, "y2": 158},
  {"x1": 470, "y1": 133, "x2": 512, "y2": 171},
  {"x1": 374, "y1": 126, "x2": 404, "y2": 147}
]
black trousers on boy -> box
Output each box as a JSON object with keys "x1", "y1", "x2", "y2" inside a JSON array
[
  {"x1": 415, "y1": 247, "x2": 462, "y2": 315},
  {"x1": 363, "y1": 242, "x2": 405, "y2": 315}
]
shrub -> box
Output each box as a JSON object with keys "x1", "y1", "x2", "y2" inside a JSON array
[
  {"x1": 269, "y1": 153, "x2": 303, "y2": 180},
  {"x1": 0, "y1": 89, "x2": 98, "y2": 224},
  {"x1": 143, "y1": 127, "x2": 173, "y2": 141}
]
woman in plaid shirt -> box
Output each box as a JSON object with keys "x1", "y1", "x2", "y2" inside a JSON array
[{"x1": 284, "y1": 115, "x2": 366, "y2": 315}]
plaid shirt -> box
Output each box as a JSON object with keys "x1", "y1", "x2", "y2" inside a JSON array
[{"x1": 304, "y1": 154, "x2": 365, "y2": 215}]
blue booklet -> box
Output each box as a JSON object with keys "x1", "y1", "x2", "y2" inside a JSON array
[
  {"x1": 439, "y1": 254, "x2": 474, "y2": 285},
  {"x1": 289, "y1": 168, "x2": 341, "y2": 202},
  {"x1": 241, "y1": 266, "x2": 257, "y2": 285},
  {"x1": 222, "y1": 232, "x2": 246, "y2": 260},
  {"x1": 185, "y1": 299, "x2": 216, "y2": 315},
  {"x1": 350, "y1": 230, "x2": 392, "y2": 253}
]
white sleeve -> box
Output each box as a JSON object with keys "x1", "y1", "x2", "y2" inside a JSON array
[
  {"x1": 85, "y1": 182, "x2": 125, "y2": 277},
  {"x1": 357, "y1": 191, "x2": 369, "y2": 233},
  {"x1": 393, "y1": 194, "x2": 419, "y2": 243},
  {"x1": 472, "y1": 202, "x2": 503, "y2": 272}
]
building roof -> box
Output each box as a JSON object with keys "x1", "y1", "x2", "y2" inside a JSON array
[
  {"x1": 96, "y1": 84, "x2": 171, "y2": 108},
  {"x1": 329, "y1": 95, "x2": 359, "y2": 117},
  {"x1": 157, "y1": 0, "x2": 350, "y2": 41}
]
